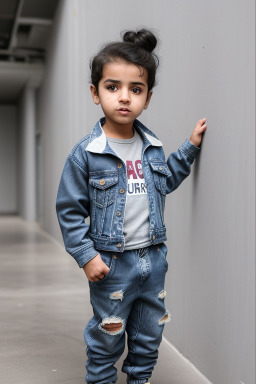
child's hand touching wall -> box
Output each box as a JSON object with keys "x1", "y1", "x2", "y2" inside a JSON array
[
  {"x1": 189, "y1": 118, "x2": 207, "y2": 147},
  {"x1": 83, "y1": 254, "x2": 110, "y2": 282}
]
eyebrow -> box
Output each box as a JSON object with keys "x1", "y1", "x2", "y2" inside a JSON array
[{"x1": 103, "y1": 79, "x2": 146, "y2": 87}]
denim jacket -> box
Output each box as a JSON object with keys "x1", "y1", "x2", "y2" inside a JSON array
[{"x1": 56, "y1": 117, "x2": 200, "y2": 268}]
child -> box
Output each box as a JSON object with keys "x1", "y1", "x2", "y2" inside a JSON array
[{"x1": 56, "y1": 28, "x2": 207, "y2": 384}]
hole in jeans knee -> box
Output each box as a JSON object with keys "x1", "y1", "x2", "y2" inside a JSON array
[
  {"x1": 102, "y1": 323, "x2": 123, "y2": 332},
  {"x1": 100, "y1": 316, "x2": 124, "y2": 335}
]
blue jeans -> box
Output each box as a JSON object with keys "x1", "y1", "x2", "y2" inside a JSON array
[{"x1": 84, "y1": 243, "x2": 170, "y2": 384}]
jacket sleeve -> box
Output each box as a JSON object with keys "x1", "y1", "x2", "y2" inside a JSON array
[
  {"x1": 166, "y1": 139, "x2": 200, "y2": 194},
  {"x1": 56, "y1": 154, "x2": 99, "y2": 268}
]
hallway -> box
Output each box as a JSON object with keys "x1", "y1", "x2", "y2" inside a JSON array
[{"x1": 0, "y1": 216, "x2": 210, "y2": 384}]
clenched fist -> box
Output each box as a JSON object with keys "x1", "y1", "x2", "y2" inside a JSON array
[{"x1": 83, "y1": 253, "x2": 110, "y2": 282}]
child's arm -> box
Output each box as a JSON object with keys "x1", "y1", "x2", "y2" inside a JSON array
[
  {"x1": 164, "y1": 118, "x2": 207, "y2": 194},
  {"x1": 56, "y1": 153, "x2": 111, "y2": 281},
  {"x1": 56, "y1": 155, "x2": 96, "y2": 267}
]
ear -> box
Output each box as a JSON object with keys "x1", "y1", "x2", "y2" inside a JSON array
[
  {"x1": 144, "y1": 90, "x2": 153, "y2": 109},
  {"x1": 90, "y1": 84, "x2": 100, "y2": 105}
]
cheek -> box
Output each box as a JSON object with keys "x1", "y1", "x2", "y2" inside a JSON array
[
  {"x1": 101, "y1": 90, "x2": 114, "y2": 101},
  {"x1": 99, "y1": 93, "x2": 112, "y2": 105},
  {"x1": 103, "y1": 96, "x2": 113, "y2": 107},
  {"x1": 135, "y1": 97, "x2": 148, "y2": 109}
]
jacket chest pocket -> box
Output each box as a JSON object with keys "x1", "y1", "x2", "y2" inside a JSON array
[
  {"x1": 149, "y1": 160, "x2": 171, "y2": 195},
  {"x1": 89, "y1": 175, "x2": 118, "y2": 208}
]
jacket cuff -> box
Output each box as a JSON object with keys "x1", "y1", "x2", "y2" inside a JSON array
[
  {"x1": 180, "y1": 139, "x2": 200, "y2": 160},
  {"x1": 72, "y1": 246, "x2": 99, "y2": 268}
]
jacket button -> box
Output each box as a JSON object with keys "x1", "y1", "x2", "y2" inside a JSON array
[
  {"x1": 100, "y1": 179, "x2": 105, "y2": 186},
  {"x1": 117, "y1": 243, "x2": 122, "y2": 248},
  {"x1": 116, "y1": 211, "x2": 121, "y2": 216},
  {"x1": 117, "y1": 163, "x2": 122, "y2": 168},
  {"x1": 120, "y1": 188, "x2": 125, "y2": 194},
  {"x1": 152, "y1": 235, "x2": 156, "y2": 240}
]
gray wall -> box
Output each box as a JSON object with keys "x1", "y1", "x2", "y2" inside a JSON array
[
  {"x1": 0, "y1": 106, "x2": 17, "y2": 213},
  {"x1": 37, "y1": 1, "x2": 255, "y2": 383},
  {"x1": 17, "y1": 87, "x2": 37, "y2": 221}
]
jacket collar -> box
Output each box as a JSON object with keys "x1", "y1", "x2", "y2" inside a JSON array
[{"x1": 85, "y1": 117, "x2": 162, "y2": 154}]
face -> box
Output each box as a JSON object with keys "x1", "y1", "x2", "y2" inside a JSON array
[{"x1": 90, "y1": 60, "x2": 152, "y2": 130}]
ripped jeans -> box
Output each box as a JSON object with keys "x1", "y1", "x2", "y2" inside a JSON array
[{"x1": 84, "y1": 243, "x2": 170, "y2": 384}]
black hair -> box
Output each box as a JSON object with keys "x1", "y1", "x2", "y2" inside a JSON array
[{"x1": 90, "y1": 28, "x2": 159, "y2": 93}]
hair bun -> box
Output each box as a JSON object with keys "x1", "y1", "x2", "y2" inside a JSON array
[{"x1": 123, "y1": 29, "x2": 157, "y2": 53}]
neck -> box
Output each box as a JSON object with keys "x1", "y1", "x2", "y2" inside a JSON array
[{"x1": 102, "y1": 119, "x2": 135, "y2": 139}]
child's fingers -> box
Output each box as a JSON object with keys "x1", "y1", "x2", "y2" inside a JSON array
[
  {"x1": 98, "y1": 272, "x2": 107, "y2": 280},
  {"x1": 90, "y1": 270, "x2": 108, "y2": 281},
  {"x1": 102, "y1": 263, "x2": 110, "y2": 275},
  {"x1": 197, "y1": 118, "x2": 206, "y2": 126},
  {"x1": 95, "y1": 267, "x2": 110, "y2": 281},
  {"x1": 195, "y1": 118, "x2": 206, "y2": 130},
  {"x1": 197, "y1": 125, "x2": 207, "y2": 135},
  {"x1": 198, "y1": 122, "x2": 207, "y2": 130}
]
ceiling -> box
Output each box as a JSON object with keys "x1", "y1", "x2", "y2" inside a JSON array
[{"x1": 0, "y1": 0, "x2": 60, "y2": 103}]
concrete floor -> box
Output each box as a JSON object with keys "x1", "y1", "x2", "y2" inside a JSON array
[{"x1": 0, "y1": 216, "x2": 211, "y2": 384}]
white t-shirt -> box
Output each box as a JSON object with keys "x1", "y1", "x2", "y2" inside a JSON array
[{"x1": 107, "y1": 129, "x2": 151, "y2": 250}]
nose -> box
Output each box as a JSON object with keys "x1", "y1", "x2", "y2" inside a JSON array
[{"x1": 119, "y1": 88, "x2": 130, "y2": 103}]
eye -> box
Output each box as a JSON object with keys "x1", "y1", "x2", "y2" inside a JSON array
[
  {"x1": 131, "y1": 87, "x2": 141, "y2": 94},
  {"x1": 107, "y1": 85, "x2": 117, "y2": 91}
]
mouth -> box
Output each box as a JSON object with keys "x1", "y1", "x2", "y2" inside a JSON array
[{"x1": 118, "y1": 107, "x2": 131, "y2": 115}]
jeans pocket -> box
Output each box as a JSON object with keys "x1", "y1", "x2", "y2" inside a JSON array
[
  {"x1": 90, "y1": 251, "x2": 116, "y2": 285},
  {"x1": 158, "y1": 242, "x2": 168, "y2": 272}
]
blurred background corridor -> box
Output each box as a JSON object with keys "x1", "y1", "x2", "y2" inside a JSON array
[{"x1": 0, "y1": 1, "x2": 255, "y2": 383}]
